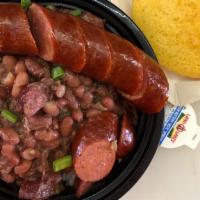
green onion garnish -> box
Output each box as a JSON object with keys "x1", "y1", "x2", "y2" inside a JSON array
[
  {"x1": 1, "y1": 109, "x2": 18, "y2": 124},
  {"x1": 46, "y1": 5, "x2": 56, "y2": 10},
  {"x1": 21, "y1": 0, "x2": 31, "y2": 9},
  {"x1": 51, "y1": 66, "x2": 65, "y2": 80},
  {"x1": 53, "y1": 155, "x2": 72, "y2": 172},
  {"x1": 70, "y1": 9, "x2": 83, "y2": 17}
]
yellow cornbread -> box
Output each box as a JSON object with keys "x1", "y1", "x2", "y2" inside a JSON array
[{"x1": 132, "y1": 0, "x2": 200, "y2": 78}]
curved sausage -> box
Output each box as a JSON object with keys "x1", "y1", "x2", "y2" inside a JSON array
[
  {"x1": 28, "y1": 4, "x2": 168, "y2": 113},
  {"x1": 131, "y1": 56, "x2": 169, "y2": 113},
  {"x1": 28, "y1": 3, "x2": 86, "y2": 73},
  {"x1": 117, "y1": 113, "x2": 136, "y2": 158},
  {"x1": 105, "y1": 32, "x2": 146, "y2": 99},
  {"x1": 72, "y1": 112, "x2": 118, "y2": 182},
  {"x1": 26, "y1": 115, "x2": 52, "y2": 131},
  {"x1": 79, "y1": 19, "x2": 112, "y2": 80},
  {"x1": 0, "y1": 4, "x2": 38, "y2": 55}
]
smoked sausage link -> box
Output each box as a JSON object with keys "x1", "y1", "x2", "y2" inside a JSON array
[
  {"x1": 28, "y1": 3, "x2": 86, "y2": 73},
  {"x1": 0, "y1": 4, "x2": 38, "y2": 55},
  {"x1": 131, "y1": 57, "x2": 169, "y2": 113},
  {"x1": 105, "y1": 32, "x2": 145, "y2": 99},
  {"x1": 79, "y1": 20, "x2": 112, "y2": 80},
  {"x1": 72, "y1": 112, "x2": 118, "y2": 182},
  {"x1": 28, "y1": 4, "x2": 168, "y2": 113}
]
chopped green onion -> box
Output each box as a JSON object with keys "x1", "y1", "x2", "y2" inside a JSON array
[
  {"x1": 46, "y1": 5, "x2": 56, "y2": 10},
  {"x1": 1, "y1": 109, "x2": 18, "y2": 123},
  {"x1": 70, "y1": 9, "x2": 83, "y2": 17},
  {"x1": 53, "y1": 155, "x2": 72, "y2": 172},
  {"x1": 21, "y1": 0, "x2": 31, "y2": 9},
  {"x1": 51, "y1": 66, "x2": 65, "y2": 80}
]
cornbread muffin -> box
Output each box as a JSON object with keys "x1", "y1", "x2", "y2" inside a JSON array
[{"x1": 132, "y1": 0, "x2": 200, "y2": 78}]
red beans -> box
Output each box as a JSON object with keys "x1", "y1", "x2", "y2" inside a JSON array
[
  {"x1": 101, "y1": 97, "x2": 115, "y2": 111},
  {"x1": 21, "y1": 148, "x2": 40, "y2": 161},
  {"x1": 72, "y1": 109, "x2": 83, "y2": 122},
  {"x1": 55, "y1": 84, "x2": 66, "y2": 98},
  {"x1": 81, "y1": 92, "x2": 93, "y2": 108},
  {"x1": 39, "y1": 138, "x2": 61, "y2": 150},
  {"x1": 2, "y1": 55, "x2": 18, "y2": 71},
  {"x1": 43, "y1": 101, "x2": 60, "y2": 117},
  {"x1": 24, "y1": 136, "x2": 36, "y2": 148},
  {"x1": 52, "y1": 119, "x2": 59, "y2": 130},
  {"x1": 0, "y1": 127, "x2": 20, "y2": 145},
  {"x1": 14, "y1": 160, "x2": 32, "y2": 175},
  {"x1": 74, "y1": 85, "x2": 85, "y2": 98},
  {"x1": 59, "y1": 116, "x2": 74, "y2": 137},
  {"x1": 86, "y1": 109, "x2": 100, "y2": 118},
  {"x1": 96, "y1": 86, "x2": 108, "y2": 96},
  {"x1": 0, "y1": 157, "x2": 14, "y2": 174},
  {"x1": 65, "y1": 88, "x2": 79, "y2": 109},
  {"x1": 0, "y1": 54, "x2": 125, "y2": 190},
  {"x1": 79, "y1": 76, "x2": 93, "y2": 86},
  {"x1": 65, "y1": 75, "x2": 80, "y2": 88},
  {"x1": 1, "y1": 144, "x2": 20, "y2": 166},
  {"x1": 2, "y1": 72, "x2": 15, "y2": 87},
  {"x1": 57, "y1": 98, "x2": 68, "y2": 109},
  {"x1": 1, "y1": 173, "x2": 15, "y2": 183},
  {"x1": 12, "y1": 72, "x2": 29, "y2": 97},
  {"x1": 15, "y1": 60, "x2": 27, "y2": 74},
  {"x1": 14, "y1": 72, "x2": 29, "y2": 87},
  {"x1": 34, "y1": 129, "x2": 59, "y2": 142}
]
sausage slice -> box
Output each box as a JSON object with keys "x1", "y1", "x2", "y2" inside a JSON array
[
  {"x1": 117, "y1": 113, "x2": 136, "y2": 158},
  {"x1": 132, "y1": 56, "x2": 169, "y2": 113},
  {"x1": 28, "y1": 3, "x2": 86, "y2": 73},
  {"x1": 72, "y1": 112, "x2": 118, "y2": 182},
  {"x1": 79, "y1": 20, "x2": 112, "y2": 80},
  {"x1": 0, "y1": 4, "x2": 38, "y2": 55},
  {"x1": 106, "y1": 32, "x2": 146, "y2": 99}
]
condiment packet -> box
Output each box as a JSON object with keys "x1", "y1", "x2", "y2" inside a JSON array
[
  {"x1": 111, "y1": 0, "x2": 200, "y2": 149},
  {"x1": 160, "y1": 103, "x2": 200, "y2": 149}
]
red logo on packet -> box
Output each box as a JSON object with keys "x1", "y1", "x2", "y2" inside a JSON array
[
  {"x1": 171, "y1": 114, "x2": 190, "y2": 143},
  {"x1": 176, "y1": 124, "x2": 186, "y2": 132}
]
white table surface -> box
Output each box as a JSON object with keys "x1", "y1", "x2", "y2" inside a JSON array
[{"x1": 120, "y1": 146, "x2": 200, "y2": 200}]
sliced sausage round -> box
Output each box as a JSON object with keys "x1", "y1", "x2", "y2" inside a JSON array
[
  {"x1": 26, "y1": 115, "x2": 52, "y2": 131},
  {"x1": 79, "y1": 19, "x2": 112, "y2": 80},
  {"x1": 28, "y1": 3, "x2": 86, "y2": 73},
  {"x1": 0, "y1": 4, "x2": 38, "y2": 55},
  {"x1": 105, "y1": 32, "x2": 145, "y2": 98},
  {"x1": 131, "y1": 56, "x2": 169, "y2": 113},
  {"x1": 72, "y1": 112, "x2": 118, "y2": 182}
]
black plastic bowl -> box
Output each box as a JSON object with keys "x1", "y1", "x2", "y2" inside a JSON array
[{"x1": 0, "y1": 0, "x2": 164, "y2": 200}]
